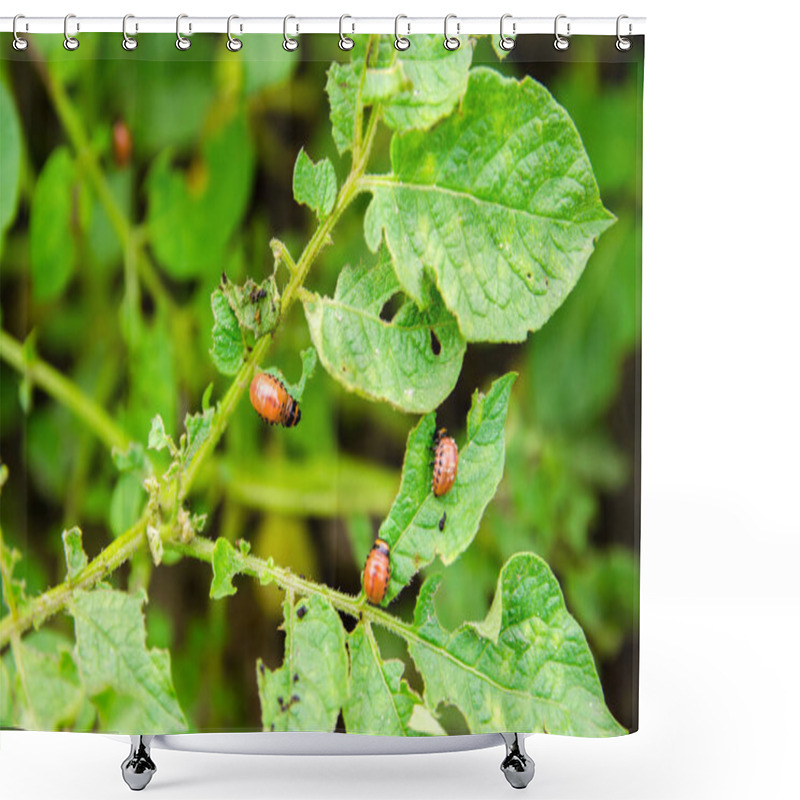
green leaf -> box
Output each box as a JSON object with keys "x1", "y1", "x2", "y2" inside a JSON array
[
  {"x1": 62, "y1": 527, "x2": 88, "y2": 579},
  {"x1": 326, "y1": 62, "x2": 360, "y2": 155},
  {"x1": 210, "y1": 538, "x2": 239, "y2": 599},
  {"x1": 112, "y1": 442, "x2": 149, "y2": 473},
  {"x1": 372, "y1": 35, "x2": 472, "y2": 132},
  {"x1": 257, "y1": 595, "x2": 348, "y2": 732},
  {"x1": 218, "y1": 274, "x2": 280, "y2": 339},
  {"x1": 326, "y1": 37, "x2": 472, "y2": 156},
  {"x1": 408, "y1": 553, "x2": 625, "y2": 736},
  {"x1": 379, "y1": 373, "x2": 515, "y2": 603},
  {"x1": 293, "y1": 149, "x2": 337, "y2": 219},
  {"x1": 344, "y1": 622, "x2": 444, "y2": 736},
  {"x1": 147, "y1": 414, "x2": 175, "y2": 454},
  {"x1": 13, "y1": 632, "x2": 88, "y2": 730},
  {"x1": 304, "y1": 250, "x2": 465, "y2": 413},
  {"x1": 30, "y1": 147, "x2": 80, "y2": 302},
  {"x1": 260, "y1": 347, "x2": 317, "y2": 402},
  {"x1": 364, "y1": 68, "x2": 615, "y2": 342},
  {"x1": 109, "y1": 472, "x2": 145, "y2": 537},
  {"x1": 0, "y1": 80, "x2": 23, "y2": 247},
  {"x1": 210, "y1": 287, "x2": 245, "y2": 376},
  {"x1": 146, "y1": 114, "x2": 254, "y2": 279},
  {"x1": 70, "y1": 586, "x2": 187, "y2": 732}
]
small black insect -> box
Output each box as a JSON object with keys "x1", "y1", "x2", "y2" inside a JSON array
[
  {"x1": 221, "y1": 271, "x2": 228, "y2": 284},
  {"x1": 439, "y1": 512, "x2": 447, "y2": 532},
  {"x1": 296, "y1": 605, "x2": 307, "y2": 619}
]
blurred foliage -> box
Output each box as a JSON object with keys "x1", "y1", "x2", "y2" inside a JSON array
[{"x1": 0, "y1": 34, "x2": 642, "y2": 734}]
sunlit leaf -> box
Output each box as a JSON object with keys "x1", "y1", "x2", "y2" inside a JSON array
[
  {"x1": 378, "y1": 373, "x2": 515, "y2": 603},
  {"x1": 365, "y1": 68, "x2": 615, "y2": 342},
  {"x1": 70, "y1": 586, "x2": 187, "y2": 732},
  {"x1": 408, "y1": 553, "x2": 625, "y2": 736},
  {"x1": 257, "y1": 595, "x2": 347, "y2": 732},
  {"x1": 304, "y1": 249, "x2": 465, "y2": 413},
  {"x1": 293, "y1": 149, "x2": 337, "y2": 220},
  {"x1": 344, "y1": 622, "x2": 444, "y2": 736}
]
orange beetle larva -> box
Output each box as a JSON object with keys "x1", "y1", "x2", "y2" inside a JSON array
[
  {"x1": 249, "y1": 372, "x2": 301, "y2": 428},
  {"x1": 432, "y1": 428, "x2": 458, "y2": 497},
  {"x1": 363, "y1": 538, "x2": 391, "y2": 605}
]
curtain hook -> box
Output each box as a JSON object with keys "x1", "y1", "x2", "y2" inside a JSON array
[
  {"x1": 122, "y1": 14, "x2": 138, "y2": 51},
  {"x1": 499, "y1": 14, "x2": 516, "y2": 51},
  {"x1": 283, "y1": 15, "x2": 299, "y2": 51},
  {"x1": 64, "y1": 13, "x2": 80, "y2": 51},
  {"x1": 227, "y1": 15, "x2": 243, "y2": 51},
  {"x1": 394, "y1": 15, "x2": 410, "y2": 51},
  {"x1": 12, "y1": 15, "x2": 29, "y2": 51},
  {"x1": 554, "y1": 14, "x2": 570, "y2": 51},
  {"x1": 616, "y1": 15, "x2": 632, "y2": 51},
  {"x1": 443, "y1": 14, "x2": 460, "y2": 51},
  {"x1": 339, "y1": 15, "x2": 355, "y2": 50},
  {"x1": 176, "y1": 14, "x2": 191, "y2": 50}
]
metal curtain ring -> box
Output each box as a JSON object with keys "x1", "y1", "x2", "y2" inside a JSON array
[
  {"x1": 176, "y1": 14, "x2": 191, "y2": 50},
  {"x1": 64, "y1": 13, "x2": 79, "y2": 51},
  {"x1": 443, "y1": 14, "x2": 460, "y2": 51},
  {"x1": 554, "y1": 14, "x2": 570, "y2": 51},
  {"x1": 499, "y1": 14, "x2": 515, "y2": 51},
  {"x1": 616, "y1": 15, "x2": 632, "y2": 51},
  {"x1": 122, "y1": 14, "x2": 138, "y2": 50},
  {"x1": 227, "y1": 15, "x2": 243, "y2": 51},
  {"x1": 339, "y1": 14, "x2": 354, "y2": 50},
  {"x1": 283, "y1": 15, "x2": 298, "y2": 51},
  {"x1": 12, "y1": 14, "x2": 29, "y2": 51},
  {"x1": 394, "y1": 15, "x2": 410, "y2": 50}
]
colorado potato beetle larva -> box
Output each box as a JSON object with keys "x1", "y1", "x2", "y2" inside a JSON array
[
  {"x1": 363, "y1": 538, "x2": 391, "y2": 605},
  {"x1": 249, "y1": 372, "x2": 301, "y2": 428}
]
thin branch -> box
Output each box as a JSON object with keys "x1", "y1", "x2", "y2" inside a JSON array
[{"x1": 0, "y1": 330, "x2": 131, "y2": 453}]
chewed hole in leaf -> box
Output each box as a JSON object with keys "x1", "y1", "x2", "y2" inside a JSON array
[
  {"x1": 379, "y1": 293, "x2": 404, "y2": 323},
  {"x1": 429, "y1": 329, "x2": 441, "y2": 356}
]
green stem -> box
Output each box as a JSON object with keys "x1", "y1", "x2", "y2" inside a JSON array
[
  {"x1": 0, "y1": 330, "x2": 131, "y2": 453},
  {"x1": 169, "y1": 536, "x2": 418, "y2": 645},
  {"x1": 0, "y1": 520, "x2": 147, "y2": 651}
]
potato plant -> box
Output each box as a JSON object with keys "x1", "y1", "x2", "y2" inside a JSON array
[{"x1": 0, "y1": 34, "x2": 640, "y2": 736}]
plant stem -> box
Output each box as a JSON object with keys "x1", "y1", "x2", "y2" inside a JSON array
[
  {"x1": 168, "y1": 536, "x2": 421, "y2": 646},
  {"x1": 0, "y1": 330, "x2": 131, "y2": 453},
  {"x1": 0, "y1": 520, "x2": 147, "y2": 651}
]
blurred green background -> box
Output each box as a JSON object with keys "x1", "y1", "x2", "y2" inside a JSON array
[{"x1": 0, "y1": 34, "x2": 642, "y2": 733}]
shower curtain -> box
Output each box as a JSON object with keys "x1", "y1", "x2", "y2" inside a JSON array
[{"x1": 0, "y1": 30, "x2": 642, "y2": 739}]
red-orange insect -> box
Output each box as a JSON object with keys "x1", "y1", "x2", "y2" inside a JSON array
[
  {"x1": 363, "y1": 538, "x2": 390, "y2": 605},
  {"x1": 112, "y1": 120, "x2": 132, "y2": 167},
  {"x1": 432, "y1": 428, "x2": 458, "y2": 497},
  {"x1": 249, "y1": 372, "x2": 301, "y2": 428}
]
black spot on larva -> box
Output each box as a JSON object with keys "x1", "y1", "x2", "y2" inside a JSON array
[
  {"x1": 221, "y1": 271, "x2": 228, "y2": 284},
  {"x1": 278, "y1": 696, "x2": 284, "y2": 706},
  {"x1": 293, "y1": 673, "x2": 299, "y2": 683},
  {"x1": 296, "y1": 605, "x2": 307, "y2": 619},
  {"x1": 439, "y1": 512, "x2": 447, "y2": 531},
  {"x1": 526, "y1": 273, "x2": 532, "y2": 281},
  {"x1": 291, "y1": 694, "x2": 300, "y2": 703},
  {"x1": 430, "y1": 329, "x2": 441, "y2": 356},
  {"x1": 258, "y1": 662, "x2": 266, "y2": 675}
]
